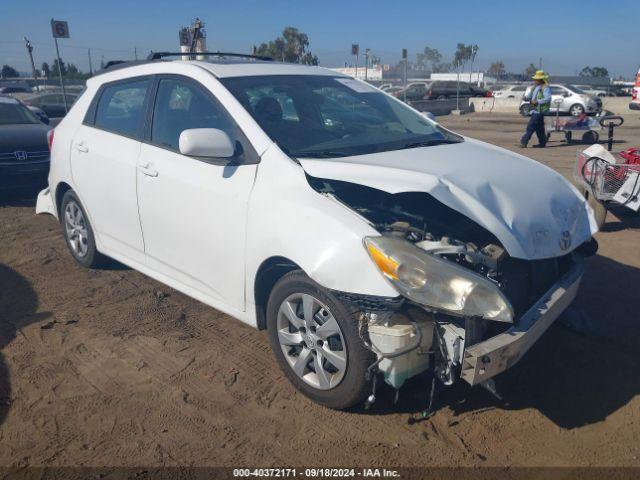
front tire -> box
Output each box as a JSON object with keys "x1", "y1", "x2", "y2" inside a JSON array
[
  {"x1": 60, "y1": 190, "x2": 107, "y2": 268},
  {"x1": 266, "y1": 270, "x2": 374, "y2": 409}
]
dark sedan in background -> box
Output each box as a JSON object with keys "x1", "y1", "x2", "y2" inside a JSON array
[
  {"x1": 425, "y1": 81, "x2": 492, "y2": 99},
  {"x1": 0, "y1": 95, "x2": 51, "y2": 192}
]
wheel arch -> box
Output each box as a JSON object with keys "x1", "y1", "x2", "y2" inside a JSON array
[
  {"x1": 54, "y1": 181, "x2": 73, "y2": 217},
  {"x1": 253, "y1": 256, "x2": 302, "y2": 330}
]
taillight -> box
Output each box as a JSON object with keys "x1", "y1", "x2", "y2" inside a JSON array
[
  {"x1": 633, "y1": 90, "x2": 638, "y2": 100},
  {"x1": 486, "y1": 91, "x2": 493, "y2": 97},
  {"x1": 47, "y1": 129, "x2": 54, "y2": 151}
]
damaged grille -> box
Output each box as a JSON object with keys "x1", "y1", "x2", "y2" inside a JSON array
[{"x1": 500, "y1": 254, "x2": 572, "y2": 318}]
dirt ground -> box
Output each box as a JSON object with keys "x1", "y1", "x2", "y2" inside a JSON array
[{"x1": 1, "y1": 112, "x2": 639, "y2": 469}]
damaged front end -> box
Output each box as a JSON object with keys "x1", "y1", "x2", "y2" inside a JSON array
[{"x1": 310, "y1": 175, "x2": 595, "y2": 403}]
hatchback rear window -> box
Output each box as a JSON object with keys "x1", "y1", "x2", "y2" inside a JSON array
[{"x1": 94, "y1": 79, "x2": 149, "y2": 137}]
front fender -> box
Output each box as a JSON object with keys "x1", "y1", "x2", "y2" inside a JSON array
[{"x1": 245, "y1": 145, "x2": 397, "y2": 302}]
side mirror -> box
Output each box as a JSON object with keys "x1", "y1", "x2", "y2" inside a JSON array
[
  {"x1": 563, "y1": 92, "x2": 571, "y2": 97},
  {"x1": 179, "y1": 128, "x2": 235, "y2": 158}
]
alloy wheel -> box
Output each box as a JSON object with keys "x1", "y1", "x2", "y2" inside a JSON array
[
  {"x1": 276, "y1": 293, "x2": 347, "y2": 390},
  {"x1": 64, "y1": 200, "x2": 89, "y2": 258},
  {"x1": 570, "y1": 105, "x2": 584, "y2": 116}
]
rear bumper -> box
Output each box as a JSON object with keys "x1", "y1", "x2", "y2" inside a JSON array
[
  {"x1": 630, "y1": 102, "x2": 640, "y2": 111},
  {"x1": 36, "y1": 187, "x2": 56, "y2": 217},
  {"x1": 460, "y1": 255, "x2": 583, "y2": 386}
]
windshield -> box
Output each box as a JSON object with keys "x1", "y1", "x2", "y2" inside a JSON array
[
  {"x1": 221, "y1": 75, "x2": 462, "y2": 158},
  {"x1": 567, "y1": 85, "x2": 587, "y2": 94},
  {"x1": 0, "y1": 99, "x2": 40, "y2": 125}
]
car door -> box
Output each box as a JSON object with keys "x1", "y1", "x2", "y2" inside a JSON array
[
  {"x1": 136, "y1": 76, "x2": 259, "y2": 311},
  {"x1": 70, "y1": 77, "x2": 151, "y2": 264}
]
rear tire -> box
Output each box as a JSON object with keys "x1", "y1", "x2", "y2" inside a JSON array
[
  {"x1": 60, "y1": 190, "x2": 107, "y2": 268},
  {"x1": 266, "y1": 270, "x2": 374, "y2": 410},
  {"x1": 570, "y1": 104, "x2": 585, "y2": 116}
]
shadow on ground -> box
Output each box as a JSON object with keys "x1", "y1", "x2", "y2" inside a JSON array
[
  {"x1": 0, "y1": 264, "x2": 48, "y2": 426},
  {"x1": 367, "y1": 254, "x2": 640, "y2": 430},
  {"x1": 600, "y1": 207, "x2": 640, "y2": 232}
]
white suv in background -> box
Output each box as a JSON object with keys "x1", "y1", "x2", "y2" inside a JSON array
[
  {"x1": 520, "y1": 83, "x2": 602, "y2": 116},
  {"x1": 37, "y1": 54, "x2": 597, "y2": 410}
]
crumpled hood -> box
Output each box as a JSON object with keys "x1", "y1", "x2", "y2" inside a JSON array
[{"x1": 299, "y1": 138, "x2": 598, "y2": 260}]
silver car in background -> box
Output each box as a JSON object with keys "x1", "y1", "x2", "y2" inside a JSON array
[{"x1": 520, "y1": 83, "x2": 602, "y2": 116}]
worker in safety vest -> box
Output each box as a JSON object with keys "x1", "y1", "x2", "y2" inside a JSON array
[{"x1": 520, "y1": 70, "x2": 551, "y2": 148}]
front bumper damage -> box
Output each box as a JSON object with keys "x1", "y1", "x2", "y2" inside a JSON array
[
  {"x1": 460, "y1": 254, "x2": 583, "y2": 386},
  {"x1": 349, "y1": 254, "x2": 583, "y2": 395}
]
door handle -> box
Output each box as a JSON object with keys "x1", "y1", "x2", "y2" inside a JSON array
[
  {"x1": 138, "y1": 164, "x2": 158, "y2": 177},
  {"x1": 75, "y1": 143, "x2": 89, "y2": 153}
]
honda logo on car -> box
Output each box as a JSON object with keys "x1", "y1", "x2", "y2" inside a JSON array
[{"x1": 14, "y1": 151, "x2": 28, "y2": 161}]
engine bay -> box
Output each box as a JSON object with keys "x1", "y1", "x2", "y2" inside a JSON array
[{"x1": 307, "y1": 174, "x2": 570, "y2": 318}]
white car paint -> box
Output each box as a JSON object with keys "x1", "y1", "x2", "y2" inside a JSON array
[
  {"x1": 520, "y1": 83, "x2": 601, "y2": 115},
  {"x1": 299, "y1": 138, "x2": 597, "y2": 260},
  {"x1": 492, "y1": 84, "x2": 528, "y2": 98},
  {"x1": 37, "y1": 58, "x2": 597, "y2": 332}
]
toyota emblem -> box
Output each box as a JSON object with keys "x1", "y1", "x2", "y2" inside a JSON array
[{"x1": 559, "y1": 230, "x2": 572, "y2": 251}]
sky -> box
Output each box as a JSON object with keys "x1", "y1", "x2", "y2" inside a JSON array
[{"x1": 1, "y1": 0, "x2": 638, "y2": 78}]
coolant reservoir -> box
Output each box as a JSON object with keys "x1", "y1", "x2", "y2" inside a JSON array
[{"x1": 368, "y1": 311, "x2": 434, "y2": 389}]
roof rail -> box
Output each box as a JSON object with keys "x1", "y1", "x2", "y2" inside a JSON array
[
  {"x1": 146, "y1": 51, "x2": 273, "y2": 62},
  {"x1": 92, "y1": 59, "x2": 160, "y2": 76}
]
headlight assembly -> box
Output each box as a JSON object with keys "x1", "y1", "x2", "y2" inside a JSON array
[{"x1": 364, "y1": 235, "x2": 514, "y2": 323}]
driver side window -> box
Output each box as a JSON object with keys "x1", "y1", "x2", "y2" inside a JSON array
[{"x1": 151, "y1": 78, "x2": 236, "y2": 152}]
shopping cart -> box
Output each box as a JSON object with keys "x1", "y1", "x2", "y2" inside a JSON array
[
  {"x1": 545, "y1": 98, "x2": 624, "y2": 145},
  {"x1": 573, "y1": 145, "x2": 640, "y2": 227}
]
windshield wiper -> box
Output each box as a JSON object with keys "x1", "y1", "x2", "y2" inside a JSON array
[{"x1": 400, "y1": 139, "x2": 459, "y2": 149}]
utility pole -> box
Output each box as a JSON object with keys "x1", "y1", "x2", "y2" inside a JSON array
[
  {"x1": 24, "y1": 37, "x2": 39, "y2": 91},
  {"x1": 364, "y1": 48, "x2": 370, "y2": 82},
  {"x1": 402, "y1": 48, "x2": 408, "y2": 103},
  {"x1": 87, "y1": 48, "x2": 93, "y2": 75},
  {"x1": 352, "y1": 44, "x2": 359, "y2": 79},
  {"x1": 134, "y1": 47, "x2": 138, "y2": 60},
  {"x1": 539, "y1": 57, "x2": 542, "y2": 69}
]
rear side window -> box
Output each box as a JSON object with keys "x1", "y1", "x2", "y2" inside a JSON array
[{"x1": 94, "y1": 79, "x2": 149, "y2": 137}]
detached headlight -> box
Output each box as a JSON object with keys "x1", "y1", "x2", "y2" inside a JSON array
[{"x1": 364, "y1": 236, "x2": 514, "y2": 323}]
